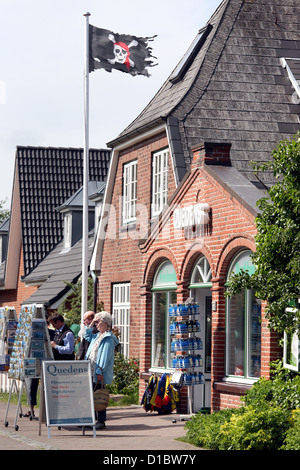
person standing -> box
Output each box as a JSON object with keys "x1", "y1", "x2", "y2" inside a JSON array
[
  {"x1": 78, "y1": 311, "x2": 95, "y2": 360},
  {"x1": 49, "y1": 313, "x2": 75, "y2": 360},
  {"x1": 85, "y1": 311, "x2": 119, "y2": 429}
]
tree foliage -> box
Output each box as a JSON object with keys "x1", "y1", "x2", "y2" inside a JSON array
[
  {"x1": 58, "y1": 277, "x2": 103, "y2": 325},
  {"x1": 0, "y1": 200, "x2": 9, "y2": 225},
  {"x1": 226, "y1": 134, "x2": 300, "y2": 334}
]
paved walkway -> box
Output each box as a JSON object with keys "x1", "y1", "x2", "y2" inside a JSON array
[{"x1": 0, "y1": 401, "x2": 201, "y2": 453}]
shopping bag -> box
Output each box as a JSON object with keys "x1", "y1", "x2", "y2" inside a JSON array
[{"x1": 93, "y1": 378, "x2": 109, "y2": 411}]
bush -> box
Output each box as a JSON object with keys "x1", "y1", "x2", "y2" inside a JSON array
[
  {"x1": 281, "y1": 410, "x2": 300, "y2": 450},
  {"x1": 185, "y1": 408, "x2": 238, "y2": 449},
  {"x1": 107, "y1": 353, "x2": 139, "y2": 401},
  {"x1": 219, "y1": 406, "x2": 290, "y2": 450},
  {"x1": 185, "y1": 361, "x2": 300, "y2": 450},
  {"x1": 243, "y1": 361, "x2": 300, "y2": 411}
]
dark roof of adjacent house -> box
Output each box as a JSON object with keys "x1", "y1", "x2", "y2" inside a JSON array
[
  {"x1": 0, "y1": 218, "x2": 9, "y2": 234},
  {"x1": 22, "y1": 231, "x2": 95, "y2": 308},
  {"x1": 107, "y1": 0, "x2": 300, "y2": 188},
  {"x1": 22, "y1": 180, "x2": 105, "y2": 308},
  {"x1": 16, "y1": 146, "x2": 111, "y2": 277}
]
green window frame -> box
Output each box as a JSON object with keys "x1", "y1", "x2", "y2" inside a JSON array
[
  {"x1": 151, "y1": 261, "x2": 177, "y2": 370},
  {"x1": 225, "y1": 251, "x2": 261, "y2": 380}
]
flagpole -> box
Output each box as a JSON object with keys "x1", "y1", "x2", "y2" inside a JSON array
[{"x1": 82, "y1": 12, "x2": 90, "y2": 325}]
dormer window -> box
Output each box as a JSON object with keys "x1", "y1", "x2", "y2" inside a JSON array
[
  {"x1": 169, "y1": 24, "x2": 213, "y2": 84},
  {"x1": 58, "y1": 181, "x2": 104, "y2": 252},
  {"x1": 64, "y1": 213, "x2": 72, "y2": 250},
  {"x1": 280, "y1": 57, "x2": 300, "y2": 104},
  {"x1": 0, "y1": 218, "x2": 9, "y2": 264}
]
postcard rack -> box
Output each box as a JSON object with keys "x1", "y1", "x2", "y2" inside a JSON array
[
  {"x1": 3, "y1": 304, "x2": 53, "y2": 431},
  {"x1": 0, "y1": 306, "x2": 17, "y2": 361}
]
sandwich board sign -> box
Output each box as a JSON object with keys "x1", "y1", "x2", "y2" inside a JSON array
[{"x1": 41, "y1": 360, "x2": 96, "y2": 438}]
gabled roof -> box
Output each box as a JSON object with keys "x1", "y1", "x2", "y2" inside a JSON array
[
  {"x1": 5, "y1": 147, "x2": 110, "y2": 286},
  {"x1": 107, "y1": 0, "x2": 300, "y2": 188},
  {"x1": 91, "y1": 0, "x2": 300, "y2": 272},
  {"x1": 57, "y1": 181, "x2": 106, "y2": 212}
]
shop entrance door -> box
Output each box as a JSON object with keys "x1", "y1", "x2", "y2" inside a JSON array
[{"x1": 191, "y1": 288, "x2": 212, "y2": 411}]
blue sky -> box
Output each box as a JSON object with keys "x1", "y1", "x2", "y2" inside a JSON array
[{"x1": 0, "y1": 0, "x2": 221, "y2": 210}]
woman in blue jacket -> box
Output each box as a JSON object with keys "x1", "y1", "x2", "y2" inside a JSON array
[{"x1": 85, "y1": 311, "x2": 119, "y2": 429}]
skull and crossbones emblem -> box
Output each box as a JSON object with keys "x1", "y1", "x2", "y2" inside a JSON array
[{"x1": 107, "y1": 33, "x2": 138, "y2": 70}]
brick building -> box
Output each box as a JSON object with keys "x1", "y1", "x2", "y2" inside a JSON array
[{"x1": 92, "y1": 0, "x2": 300, "y2": 412}]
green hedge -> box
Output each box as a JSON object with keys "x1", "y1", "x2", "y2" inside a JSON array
[{"x1": 185, "y1": 361, "x2": 300, "y2": 450}]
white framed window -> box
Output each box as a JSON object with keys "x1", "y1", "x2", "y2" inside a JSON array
[
  {"x1": 64, "y1": 214, "x2": 72, "y2": 249},
  {"x1": 190, "y1": 255, "x2": 212, "y2": 287},
  {"x1": 123, "y1": 160, "x2": 137, "y2": 224},
  {"x1": 112, "y1": 283, "x2": 130, "y2": 358},
  {"x1": 152, "y1": 149, "x2": 169, "y2": 217}
]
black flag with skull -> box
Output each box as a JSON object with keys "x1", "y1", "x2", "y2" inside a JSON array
[{"x1": 89, "y1": 25, "x2": 157, "y2": 77}]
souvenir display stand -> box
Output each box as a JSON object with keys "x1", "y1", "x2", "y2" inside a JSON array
[
  {"x1": 4, "y1": 304, "x2": 53, "y2": 430},
  {"x1": 0, "y1": 306, "x2": 18, "y2": 367},
  {"x1": 169, "y1": 301, "x2": 205, "y2": 418}
]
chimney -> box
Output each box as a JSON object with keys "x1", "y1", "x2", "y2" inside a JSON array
[{"x1": 191, "y1": 142, "x2": 231, "y2": 169}]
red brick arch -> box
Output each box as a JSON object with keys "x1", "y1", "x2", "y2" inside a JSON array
[
  {"x1": 143, "y1": 246, "x2": 179, "y2": 287},
  {"x1": 216, "y1": 234, "x2": 256, "y2": 280},
  {"x1": 180, "y1": 241, "x2": 216, "y2": 287}
]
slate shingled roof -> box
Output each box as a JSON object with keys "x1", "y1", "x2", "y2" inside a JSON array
[
  {"x1": 108, "y1": 0, "x2": 300, "y2": 188},
  {"x1": 22, "y1": 231, "x2": 95, "y2": 308},
  {"x1": 16, "y1": 146, "x2": 110, "y2": 277}
]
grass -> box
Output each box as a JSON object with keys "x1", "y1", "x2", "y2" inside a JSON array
[
  {"x1": 0, "y1": 390, "x2": 138, "y2": 408},
  {"x1": 0, "y1": 390, "x2": 30, "y2": 406}
]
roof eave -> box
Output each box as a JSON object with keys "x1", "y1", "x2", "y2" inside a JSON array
[{"x1": 106, "y1": 117, "x2": 167, "y2": 149}]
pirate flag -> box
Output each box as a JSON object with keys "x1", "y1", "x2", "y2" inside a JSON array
[{"x1": 89, "y1": 25, "x2": 157, "y2": 77}]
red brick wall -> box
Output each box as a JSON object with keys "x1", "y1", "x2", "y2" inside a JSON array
[
  {"x1": 98, "y1": 132, "x2": 176, "y2": 359},
  {"x1": 98, "y1": 136, "x2": 282, "y2": 412}
]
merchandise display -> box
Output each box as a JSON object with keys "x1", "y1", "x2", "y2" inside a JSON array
[
  {"x1": 169, "y1": 303, "x2": 205, "y2": 387},
  {"x1": 0, "y1": 307, "x2": 17, "y2": 370},
  {"x1": 8, "y1": 305, "x2": 53, "y2": 380}
]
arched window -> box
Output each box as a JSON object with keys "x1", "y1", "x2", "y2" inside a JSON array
[
  {"x1": 151, "y1": 261, "x2": 177, "y2": 370},
  {"x1": 226, "y1": 250, "x2": 261, "y2": 381},
  {"x1": 190, "y1": 256, "x2": 212, "y2": 287}
]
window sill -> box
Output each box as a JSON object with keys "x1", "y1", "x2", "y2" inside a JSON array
[
  {"x1": 213, "y1": 380, "x2": 253, "y2": 395},
  {"x1": 120, "y1": 222, "x2": 136, "y2": 232}
]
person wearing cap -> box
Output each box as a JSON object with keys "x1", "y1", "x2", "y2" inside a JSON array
[{"x1": 78, "y1": 311, "x2": 95, "y2": 360}]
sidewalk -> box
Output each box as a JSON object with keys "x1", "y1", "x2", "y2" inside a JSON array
[{"x1": 0, "y1": 400, "x2": 201, "y2": 452}]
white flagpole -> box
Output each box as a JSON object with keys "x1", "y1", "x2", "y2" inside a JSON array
[{"x1": 82, "y1": 12, "x2": 91, "y2": 325}]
